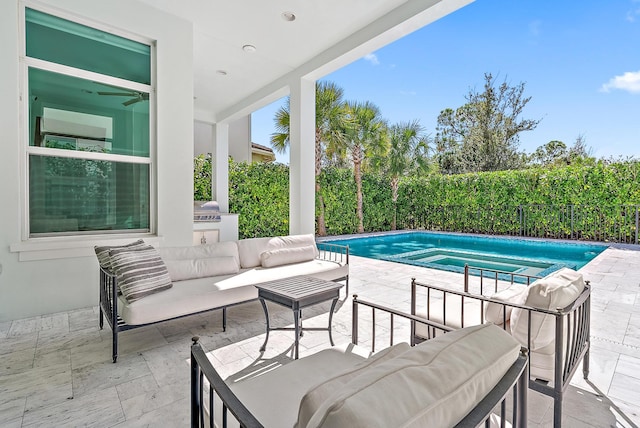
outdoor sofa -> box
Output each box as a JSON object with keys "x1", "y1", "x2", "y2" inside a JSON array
[
  {"x1": 410, "y1": 266, "x2": 591, "y2": 428},
  {"x1": 190, "y1": 296, "x2": 529, "y2": 428},
  {"x1": 96, "y1": 234, "x2": 348, "y2": 362}
]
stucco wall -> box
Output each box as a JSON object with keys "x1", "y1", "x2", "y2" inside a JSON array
[{"x1": 0, "y1": 0, "x2": 194, "y2": 321}]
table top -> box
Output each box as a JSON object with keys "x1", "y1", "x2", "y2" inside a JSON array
[{"x1": 254, "y1": 275, "x2": 343, "y2": 301}]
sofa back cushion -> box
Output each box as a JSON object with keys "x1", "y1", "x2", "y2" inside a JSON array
[
  {"x1": 109, "y1": 245, "x2": 173, "y2": 303},
  {"x1": 296, "y1": 342, "x2": 410, "y2": 428},
  {"x1": 261, "y1": 245, "x2": 317, "y2": 268},
  {"x1": 484, "y1": 283, "x2": 528, "y2": 325},
  {"x1": 305, "y1": 324, "x2": 521, "y2": 428},
  {"x1": 510, "y1": 268, "x2": 585, "y2": 350},
  {"x1": 237, "y1": 237, "x2": 272, "y2": 268},
  {"x1": 238, "y1": 234, "x2": 318, "y2": 269},
  {"x1": 158, "y1": 242, "x2": 240, "y2": 281}
]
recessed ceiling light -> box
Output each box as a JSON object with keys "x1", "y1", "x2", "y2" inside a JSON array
[
  {"x1": 242, "y1": 44, "x2": 257, "y2": 53},
  {"x1": 216, "y1": 70, "x2": 228, "y2": 76},
  {"x1": 281, "y1": 11, "x2": 296, "y2": 22}
]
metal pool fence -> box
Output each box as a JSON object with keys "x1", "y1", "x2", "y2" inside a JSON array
[{"x1": 398, "y1": 204, "x2": 639, "y2": 245}]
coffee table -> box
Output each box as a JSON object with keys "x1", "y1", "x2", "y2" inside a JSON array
[{"x1": 255, "y1": 275, "x2": 344, "y2": 359}]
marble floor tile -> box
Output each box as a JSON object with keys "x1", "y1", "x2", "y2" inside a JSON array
[
  {"x1": 72, "y1": 354, "x2": 150, "y2": 396},
  {"x1": 0, "y1": 396, "x2": 25, "y2": 426},
  {"x1": 0, "y1": 332, "x2": 38, "y2": 356},
  {"x1": 22, "y1": 386, "x2": 124, "y2": 428},
  {"x1": 8, "y1": 316, "x2": 42, "y2": 336},
  {"x1": 68, "y1": 307, "x2": 100, "y2": 332},
  {"x1": 0, "y1": 347, "x2": 36, "y2": 375},
  {"x1": 119, "y1": 380, "x2": 188, "y2": 420}
]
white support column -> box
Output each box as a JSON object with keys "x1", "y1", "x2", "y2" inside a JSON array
[
  {"x1": 213, "y1": 122, "x2": 229, "y2": 213},
  {"x1": 288, "y1": 77, "x2": 316, "y2": 235}
]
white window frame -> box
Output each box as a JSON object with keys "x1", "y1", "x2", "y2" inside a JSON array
[{"x1": 19, "y1": 2, "x2": 157, "y2": 241}]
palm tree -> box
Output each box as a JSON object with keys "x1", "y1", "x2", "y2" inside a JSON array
[
  {"x1": 386, "y1": 120, "x2": 430, "y2": 230},
  {"x1": 271, "y1": 81, "x2": 349, "y2": 236},
  {"x1": 343, "y1": 101, "x2": 387, "y2": 233}
]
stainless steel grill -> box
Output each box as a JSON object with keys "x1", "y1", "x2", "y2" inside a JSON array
[{"x1": 193, "y1": 201, "x2": 221, "y2": 222}]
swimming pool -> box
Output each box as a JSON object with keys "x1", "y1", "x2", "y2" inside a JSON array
[{"x1": 322, "y1": 232, "x2": 607, "y2": 278}]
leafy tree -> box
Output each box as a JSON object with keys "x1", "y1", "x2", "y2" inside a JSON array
[
  {"x1": 530, "y1": 140, "x2": 567, "y2": 165},
  {"x1": 342, "y1": 101, "x2": 387, "y2": 233},
  {"x1": 382, "y1": 120, "x2": 430, "y2": 229},
  {"x1": 529, "y1": 135, "x2": 594, "y2": 167},
  {"x1": 271, "y1": 81, "x2": 349, "y2": 235},
  {"x1": 435, "y1": 73, "x2": 541, "y2": 173}
]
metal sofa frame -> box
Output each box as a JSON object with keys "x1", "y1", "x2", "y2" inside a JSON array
[
  {"x1": 190, "y1": 295, "x2": 529, "y2": 428},
  {"x1": 410, "y1": 266, "x2": 591, "y2": 428},
  {"x1": 99, "y1": 243, "x2": 348, "y2": 363}
]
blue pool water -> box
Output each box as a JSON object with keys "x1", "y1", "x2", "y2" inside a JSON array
[{"x1": 322, "y1": 232, "x2": 607, "y2": 278}]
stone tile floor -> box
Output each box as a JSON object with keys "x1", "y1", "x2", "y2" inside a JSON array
[{"x1": 1, "y1": 247, "x2": 639, "y2": 427}]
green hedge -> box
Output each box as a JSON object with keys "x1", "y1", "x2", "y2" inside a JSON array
[{"x1": 200, "y1": 158, "x2": 640, "y2": 240}]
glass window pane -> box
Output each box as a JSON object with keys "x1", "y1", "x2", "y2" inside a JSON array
[
  {"x1": 29, "y1": 68, "x2": 149, "y2": 157},
  {"x1": 26, "y1": 8, "x2": 151, "y2": 84},
  {"x1": 29, "y1": 155, "x2": 150, "y2": 235}
]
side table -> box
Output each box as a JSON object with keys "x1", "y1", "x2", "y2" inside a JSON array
[{"x1": 254, "y1": 275, "x2": 344, "y2": 359}]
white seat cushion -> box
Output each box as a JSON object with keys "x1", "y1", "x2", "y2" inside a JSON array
[
  {"x1": 296, "y1": 343, "x2": 410, "y2": 428},
  {"x1": 228, "y1": 345, "x2": 368, "y2": 428},
  {"x1": 305, "y1": 324, "x2": 521, "y2": 428},
  {"x1": 414, "y1": 297, "x2": 483, "y2": 338}
]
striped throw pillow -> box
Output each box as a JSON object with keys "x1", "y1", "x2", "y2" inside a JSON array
[
  {"x1": 109, "y1": 245, "x2": 172, "y2": 303},
  {"x1": 94, "y1": 239, "x2": 146, "y2": 271}
]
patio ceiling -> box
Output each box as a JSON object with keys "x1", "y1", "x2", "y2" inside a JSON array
[{"x1": 135, "y1": 0, "x2": 473, "y2": 121}]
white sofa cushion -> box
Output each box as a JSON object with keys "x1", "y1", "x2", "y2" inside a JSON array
[
  {"x1": 261, "y1": 245, "x2": 317, "y2": 268},
  {"x1": 305, "y1": 324, "x2": 521, "y2": 428},
  {"x1": 237, "y1": 237, "x2": 272, "y2": 268},
  {"x1": 296, "y1": 343, "x2": 410, "y2": 428},
  {"x1": 109, "y1": 245, "x2": 172, "y2": 303},
  {"x1": 510, "y1": 268, "x2": 585, "y2": 351},
  {"x1": 484, "y1": 283, "x2": 528, "y2": 325},
  {"x1": 158, "y1": 242, "x2": 240, "y2": 281},
  {"x1": 163, "y1": 256, "x2": 239, "y2": 281},
  {"x1": 238, "y1": 234, "x2": 318, "y2": 268}
]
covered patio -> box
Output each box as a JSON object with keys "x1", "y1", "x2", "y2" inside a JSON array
[{"x1": 1, "y1": 247, "x2": 639, "y2": 427}]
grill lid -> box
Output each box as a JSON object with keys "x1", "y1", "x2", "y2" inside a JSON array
[{"x1": 194, "y1": 201, "x2": 221, "y2": 222}]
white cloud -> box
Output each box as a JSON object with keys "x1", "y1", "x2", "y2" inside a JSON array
[
  {"x1": 600, "y1": 71, "x2": 640, "y2": 93},
  {"x1": 363, "y1": 53, "x2": 379, "y2": 65}
]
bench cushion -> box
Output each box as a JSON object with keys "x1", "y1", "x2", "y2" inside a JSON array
[
  {"x1": 238, "y1": 234, "x2": 318, "y2": 268},
  {"x1": 296, "y1": 343, "x2": 410, "y2": 427},
  {"x1": 305, "y1": 324, "x2": 520, "y2": 428},
  {"x1": 261, "y1": 245, "x2": 317, "y2": 268},
  {"x1": 158, "y1": 242, "x2": 240, "y2": 281},
  {"x1": 228, "y1": 345, "x2": 368, "y2": 428}
]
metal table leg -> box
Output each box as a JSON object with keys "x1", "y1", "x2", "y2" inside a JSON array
[
  {"x1": 328, "y1": 298, "x2": 338, "y2": 346},
  {"x1": 259, "y1": 298, "x2": 270, "y2": 352},
  {"x1": 294, "y1": 309, "x2": 300, "y2": 359}
]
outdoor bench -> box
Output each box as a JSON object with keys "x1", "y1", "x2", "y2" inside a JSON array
[{"x1": 96, "y1": 234, "x2": 349, "y2": 362}]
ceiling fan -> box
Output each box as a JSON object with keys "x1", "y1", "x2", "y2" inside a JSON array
[{"x1": 96, "y1": 89, "x2": 149, "y2": 106}]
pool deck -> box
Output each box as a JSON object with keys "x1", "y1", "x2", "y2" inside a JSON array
[{"x1": 1, "y1": 246, "x2": 639, "y2": 427}]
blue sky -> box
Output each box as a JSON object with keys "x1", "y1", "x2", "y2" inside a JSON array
[{"x1": 252, "y1": 0, "x2": 640, "y2": 165}]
